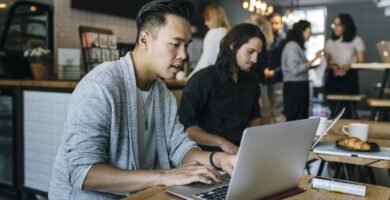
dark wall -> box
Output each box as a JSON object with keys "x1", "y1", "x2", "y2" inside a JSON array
[
  {"x1": 218, "y1": 0, "x2": 248, "y2": 26},
  {"x1": 69, "y1": 0, "x2": 217, "y2": 38},
  {"x1": 71, "y1": 0, "x2": 148, "y2": 19}
]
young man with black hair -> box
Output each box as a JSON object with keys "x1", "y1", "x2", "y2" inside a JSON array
[
  {"x1": 49, "y1": 0, "x2": 235, "y2": 199},
  {"x1": 179, "y1": 23, "x2": 264, "y2": 154}
]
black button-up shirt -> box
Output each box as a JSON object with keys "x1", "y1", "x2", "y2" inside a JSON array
[{"x1": 178, "y1": 64, "x2": 261, "y2": 152}]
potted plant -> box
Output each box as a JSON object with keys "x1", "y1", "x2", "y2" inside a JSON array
[{"x1": 24, "y1": 47, "x2": 52, "y2": 80}]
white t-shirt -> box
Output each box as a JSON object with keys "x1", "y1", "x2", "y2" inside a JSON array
[
  {"x1": 324, "y1": 36, "x2": 365, "y2": 66},
  {"x1": 137, "y1": 87, "x2": 158, "y2": 169},
  {"x1": 190, "y1": 27, "x2": 228, "y2": 76}
]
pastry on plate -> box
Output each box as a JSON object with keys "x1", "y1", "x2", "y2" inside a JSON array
[{"x1": 337, "y1": 137, "x2": 371, "y2": 151}]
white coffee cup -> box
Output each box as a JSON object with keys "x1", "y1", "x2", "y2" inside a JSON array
[
  {"x1": 342, "y1": 123, "x2": 369, "y2": 141},
  {"x1": 310, "y1": 116, "x2": 329, "y2": 136}
]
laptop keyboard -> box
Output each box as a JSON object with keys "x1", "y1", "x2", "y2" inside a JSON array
[{"x1": 193, "y1": 185, "x2": 229, "y2": 200}]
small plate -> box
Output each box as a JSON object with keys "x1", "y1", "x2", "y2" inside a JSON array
[{"x1": 335, "y1": 140, "x2": 380, "y2": 152}]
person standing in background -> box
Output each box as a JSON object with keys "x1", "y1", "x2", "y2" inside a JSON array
[
  {"x1": 246, "y1": 13, "x2": 286, "y2": 124},
  {"x1": 245, "y1": 14, "x2": 272, "y2": 124},
  {"x1": 245, "y1": 14, "x2": 274, "y2": 50},
  {"x1": 324, "y1": 13, "x2": 365, "y2": 118},
  {"x1": 282, "y1": 20, "x2": 322, "y2": 121},
  {"x1": 179, "y1": 24, "x2": 264, "y2": 154},
  {"x1": 189, "y1": 3, "x2": 230, "y2": 77}
]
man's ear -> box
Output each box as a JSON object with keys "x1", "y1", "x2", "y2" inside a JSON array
[{"x1": 139, "y1": 30, "x2": 151, "y2": 49}]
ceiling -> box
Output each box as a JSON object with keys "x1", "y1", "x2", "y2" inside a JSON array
[{"x1": 268, "y1": 0, "x2": 371, "y2": 6}]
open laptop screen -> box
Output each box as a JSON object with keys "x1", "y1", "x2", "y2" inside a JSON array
[{"x1": 311, "y1": 107, "x2": 345, "y2": 149}]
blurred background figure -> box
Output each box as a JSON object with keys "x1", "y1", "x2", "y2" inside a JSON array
[
  {"x1": 245, "y1": 14, "x2": 274, "y2": 49},
  {"x1": 246, "y1": 13, "x2": 286, "y2": 124},
  {"x1": 282, "y1": 20, "x2": 322, "y2": 121},
  {"x1": 324, "y1": 13, "x2": 365, "y2": 118},
  {"x1": 189, "y1": 4, "x2": 230, "y2": 77}
]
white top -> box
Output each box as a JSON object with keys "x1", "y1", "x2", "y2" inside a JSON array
[
  {"x1": 190, "y1": 27, "x2": 228, "y2": 76},
  {"x1": 325, "y1": 36, "x2": 365, "y2": 66},
  {"x1": 137, "y1": 87, "x2": 157, "y2": 169}
]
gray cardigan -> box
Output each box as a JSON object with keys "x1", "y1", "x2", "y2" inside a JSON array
[
  {"x1": 49, "y1": 53, "x2": 197, "y2": 200},
  {"x1": 281, "y1": 41, "x2": 309, "y2": 82}
]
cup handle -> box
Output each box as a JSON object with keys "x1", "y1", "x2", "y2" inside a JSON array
[{"x1": 342, "y1": 125, "x2": 350, "y2": 136}]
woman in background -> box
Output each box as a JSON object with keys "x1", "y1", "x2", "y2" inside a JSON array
[
  {"x1": 324, "y1": 13, "x2": 365, "y2": 118},
  {"x1": 189, "y1": 4, "x2": 230, "y2": 77},
  {"x1": 282, "y1": 20, "x2": 321, "y2": 121}
]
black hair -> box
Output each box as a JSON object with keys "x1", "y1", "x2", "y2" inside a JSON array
[
  {"x1": 331, "y1": 13, "x2": 357, "y2": 42},
  {"x1": 135, "y1": 0, "x2": 193, "y2": 45},
  {"x1": 216, "y1": 23, "x2": 265, "y2": 75},
  {"x1": 285, "y1": 20, "x2": 311, "y2": 49}
]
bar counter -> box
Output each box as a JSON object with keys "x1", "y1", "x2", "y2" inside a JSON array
[{"x1": 0, "y1": 79, "x2": 187, "y2": 89}]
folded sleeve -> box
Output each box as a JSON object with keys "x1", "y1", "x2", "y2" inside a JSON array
[
  {"x1": 354, "y1": 36, "x2": 365, "y2": 52},
  {"x1": 166, "y1": 93, "x2": 199, "y2": 167}
]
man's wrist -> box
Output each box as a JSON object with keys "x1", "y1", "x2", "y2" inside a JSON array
[
  {"x1": 209, "y1": 152, "x2": 221, "y2": 170},
  {"x1": 210, "y1": 152, "x2": 223, "y2": 169},
  {"x1": 156, "y1": 170, "x2": 168, "y2": 186}
]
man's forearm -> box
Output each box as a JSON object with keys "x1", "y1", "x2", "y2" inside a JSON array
[
  {"x1": 83, "y1": 163, "x2": 164, "y2": 193},
  {"x1": 248, "y1": 117, "x2": 262, "y2": 126},
  {"x1": 182, "y1": 149, "x2": 235, "y2": 175},
  {"x1": 182, "y1": 148, "x2": 211, "y2": 166},
  {"x1": 186, "y1": 125, "x2": 224, "y2": 147}
]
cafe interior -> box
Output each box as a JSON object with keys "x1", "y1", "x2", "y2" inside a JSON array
[{"x1": 0, "y1": 0, "x2": 389, "y2": 199}]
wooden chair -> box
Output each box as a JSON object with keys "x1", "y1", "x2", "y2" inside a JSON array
[{"x1": 326, "y1": 94, "x2": 366, "y2": 119}]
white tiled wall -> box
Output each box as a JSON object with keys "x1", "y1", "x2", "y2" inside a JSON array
[
  {"x1": 23, "y1": 91, "x2": 71, "y2": 192},
  {"x1": 53, "y1": 0, "x2": 137, "y2": 74}
]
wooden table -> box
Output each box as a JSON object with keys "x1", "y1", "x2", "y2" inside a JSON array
[
  {"x1": 351, "y1": 63, "x2": 390, "y2": 70},
  {"x1": 0, "y1": 79, "x2": 187, "y2": 90},
  {"x1": 122, "y1": 175, "x2": 390, "y2": 200},
  {"x1": 310, "y1": 119, "x2": 390, "y2": 169}
]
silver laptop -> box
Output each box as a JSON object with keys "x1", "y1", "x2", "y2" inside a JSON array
[
  {"x1": 377, "y1": 41, "x2": 390, "y2": 63},
  {"x1": 166, "y1": 118, "x2": 320, "y2": 200}
]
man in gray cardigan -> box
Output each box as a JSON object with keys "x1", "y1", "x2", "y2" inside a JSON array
[{"x1": 49, "y1": 1, "x2": 236, "y2": 199}]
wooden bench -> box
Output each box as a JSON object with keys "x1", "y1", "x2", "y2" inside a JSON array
[
  {"x1": 367, "y1": 98, "x2": 390, "y2": 121},
  {"x1": 326, "y1": 94, "x2": 366, "y2": 119}
]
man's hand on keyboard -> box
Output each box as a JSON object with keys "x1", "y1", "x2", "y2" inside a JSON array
[
  {"x1": 160, "y1": 161, "x2": 222, "y2": 187},
  {"x1": 213, "y1": 153, "x2": 237, "y2": 176}
]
